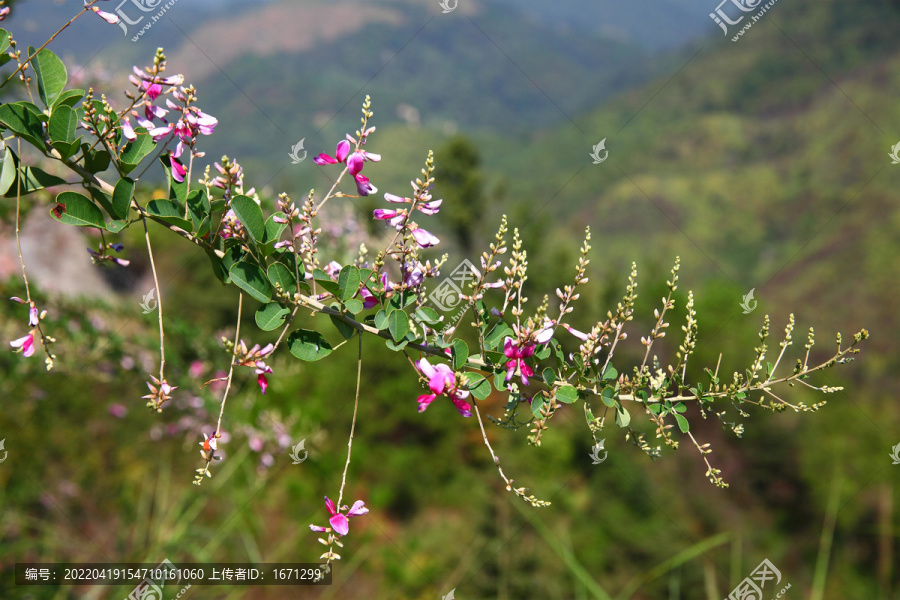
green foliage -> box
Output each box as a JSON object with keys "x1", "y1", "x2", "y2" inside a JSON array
[{"x1": 29, "y1": 47, "x2": 67, "y2": 107}]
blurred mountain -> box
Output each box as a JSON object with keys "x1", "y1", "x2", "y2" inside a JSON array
[{"x1": 497, "y1": 0, "x2": 720, "y2": 49}]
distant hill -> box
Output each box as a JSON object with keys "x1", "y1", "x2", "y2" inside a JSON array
[{"x1": 497, "y1": 0, "x2": 721, "y2": 49}]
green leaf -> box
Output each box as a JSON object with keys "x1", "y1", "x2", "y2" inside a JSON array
[
  {"x1": 287, "y1": 329, "x2": 333, "y2": 361},
  {"x1": 186, "y1": 189, "x2": 210, "y2": 227},
  {"x1": 451, "y1": 339, "x2": 469, "y2": 370},
  {"x1": 119, "y1": 129, "x2": 155, "y2": 173},
  {"x1": 374, "y1": 310, "x2": 389, "y2": 331},
  {"x1": 0, "y1": 102, "x2": 46, "y2": 150},
  {"x1": 600, "y1": 386, "x2": 616, "y2": 408},
  {"x1": 415, "y1": 307, "x2": 441, "y2": 325},
  {"x1": 50, "y1": 191, "x2": 104, "y2": 227},
  {"x1": 337, "y1": 265, "x2": 361, "y2": 302},
  {"x1": 555, "y1": 385, "x2": 578, "y2": 404},
  {"x1": 312, "y1": 269, "x2": 341, "y2": 295},
  {"x1": 229, "y1": 261, "x2": 273, "y2": 303},
  {"x1": 485, "y1": 322, "x2": 513, "y2": 350},
  {"x1": 31, "y1": 47, "x2": 67, "y2": 107},
  {"x1": 88, "y1": 187, "x2": 114, "y2": 218},
  {"x1": 465, "y1": 373, "x2": 492, "y2": 400},
  {"x1": 494, "y1": 370, "x2": 510, "y2": 392},
  {"x1": 52, "y1": 89, "x2": 85, "y2": 111},
  {"x1": 615, "y1": 403, "x2": 631, "y2": 428},
  {"x1": 675, "y1": 413, "x2": 690, "y2": 433},
  {"x1": 388, "y1": 309, "x2": 409, "y2": 342},
  {"x1": 542, "y1": 368, "x2": 556, "y2": 387},
  {"x1": 206, "y1": 248, "x2": 230, "y2": 284},
  {"x1": 6, "y1": 165, "x2": 68, "y2": 197},
  {"x1": 344, "y1": 298, "x2": 364, "y2": 314},
  {"x1": 110, "y1": 177, "x2": 135, "y2": 221},
  {"x1": 389, "y1": 291, "x2": 417, "y2": 310},
  {"x1": 263, "y1": 212, "x2": 287, "y2": 246},
  {"x1": 231, "y1": 195, "x2": 265, "y2": 243},
  {"x1": 357, "y1": 268, "x2": 374, "y2": 286},
  {"x1": 602, "y1": 364, "x2": 618, "y2": 381},
  {"x1": 48, "y1": 104, "x2": 77, "y2": 146},
  {"x1": 534, "y1": 343, "x2": 552, "y2": 361},
  {"x1": 0, "y1": 143, "x2": 16, "y2": 195},
  {"x1": 106, "y1": 220, "x2": 127, "y2": 234},
  {"x1": 81, "y1": 143, "x2": 111, "y2": 174},
  {"x1": 255, "y1": 302, "x2": 289, "y2": 331},
  {"x1": 267, "y1": 262, "x2": 297, "y2": 295},
  {"x1": 385, "y1": 338, "x2": 409, "y2": 351},
  {"x1": 0, "y1": 29, "x2": 10, "y2": 54},
  {"x1": 329, "y1": 315, "x2": 357, "y2": 340},
  {"x1": 145, "y1": 199, "x2": 193, "y2": 232}
]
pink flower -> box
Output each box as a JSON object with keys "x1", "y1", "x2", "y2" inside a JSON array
[
  {"x1": 85, "y1": 2, "x2": 119, "y2": 24},
  {"x1": 360, "y1": 286, "x2": 378, "y2": 310},
  {"x1": 310, "y1": 497, "x2": 369, "y2": 537},
  {"x1": 416, "y1": 358, "x2": 471, "y2": 417},
  {"x1": 10, "y1": 332, "x2": 35, "y2": 357},
  {"x1": 0, "y1": 7, "x2": 10, "y2": 21},
  {"x1": 199, "y1": 431, "x2": 220, "y2": 461},
  {"x1": 354, "y1": 174, "x2": 376, "y2": 196},
  {"x1": 347, "y1": 152, "x2": 365, "y2": 176},
  {"x1": 410, "y1": 225, "x2": 439, "y2": 248},
  {"x1": 314, "y1": 140, "x2": 351, "y2": 166},
  {"x1": 120, "y1": 117, "x2": 137, "y2": 142},
  {"x1": 375, "y1": 191, "x2": 441, "y2": 247},
  {"x1": 504, "y1": 337, "x2": 535, "y2": 386},
  {"x1": 148, "y1": 123, "x2": 174, "y2": 142},
  {"x1": 255, "y1": 362, "x2": 273, "y2": 395},
  {"x1": 373, "y1": 208, "x2": 405, "y2": 228},
  {"x1": 169, "y1": 154, "x2": 186, "y2": 183}
]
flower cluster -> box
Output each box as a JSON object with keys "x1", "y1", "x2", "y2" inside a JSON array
[
  {"x1": 86, "y1": 241, "x2": 129, "y2": 267},
  {"x1": 231, "y1": 340, "x2": 275, "y2": 394},
  {"x1": 374, "y1": 188, "x2": 441, "y2": 248},
  {"x1": 8, "y1": 296, "x2": 40, "y2": 358},
  {"x1": 416, "y1": 358, "x2": 472, "y2": 417},
  {"x1": 123, "y1": 54, "x2": 217, "y2": 182},
  {"x1": 142, "y1": 375, "x2": 177, "y2": 412},
  {"x1": 314, "y1": 138, "x2": 380, "y2": 196},
  {"x1": 309, "y1": 497, "x2": 368, "y2": 537}
]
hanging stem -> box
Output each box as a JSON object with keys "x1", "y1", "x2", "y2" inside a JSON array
[
  {"x1": 215, "y1": 293, "x2": 244, "y2": 438},
  {"x1": 473, "y1": 401, "x2": 550, "y2": 507},
  {"x1": 142, "y1": 216, "x2": 166, "y2": 381},
  {"x1": 337, "y1": 332, "x2": 363, "y2": 508}
]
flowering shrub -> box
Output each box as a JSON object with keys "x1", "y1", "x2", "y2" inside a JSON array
[{"x1": 0, "y1": 3, "x2": 868, "y2": 571}]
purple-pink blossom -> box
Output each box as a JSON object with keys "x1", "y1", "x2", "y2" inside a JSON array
[
  {"x1": 85, "y1": 1, "x2": 118, "y2": 24},
  {"x1": 169, "y1": 154, "x2": 186, "y2": 183},
  {"x1": 374, "y1": 190, "x2": 442, "y2": 248},
  {"x1": 504, "y1": 337, "x2": 535, "y2": 386},
  {"x1": 10, "y1": 332, "x2": 35, "y2": 357},
  {"x1": 314, "y1": 138, "x2": 380, "y2": 196},
  {"x1": 310, "y1": 497, "x2": 369, "y2": 537},
  {"x1": 416, "y1": 358, "x2": 471, "y2": 417}
]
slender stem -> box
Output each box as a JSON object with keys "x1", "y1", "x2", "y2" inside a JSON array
[
  {"x1": 142, "y1": 216, "x2": 166, "y2": 379},
  {"x1": 13, "y1": 141, "x2": 30, "y2": 299},
  {"x1": 325, "y1": 333, "x2": 363, "y2": 565},
  {"x1": 473, "y1": 401, "x2": 503, "y2": 470},
  {"x1": 473, "y1": 400, "x2": 548, "y2": 506},
  {"x1": 337, "y1": 333, "x2": 363, "y2": 508},
  {"x1": 215, "y1": 293, "x2": 243, "y2": 437},
  {"x1": 315, "y1": 166, "x2": 349, "y2": 213}
]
